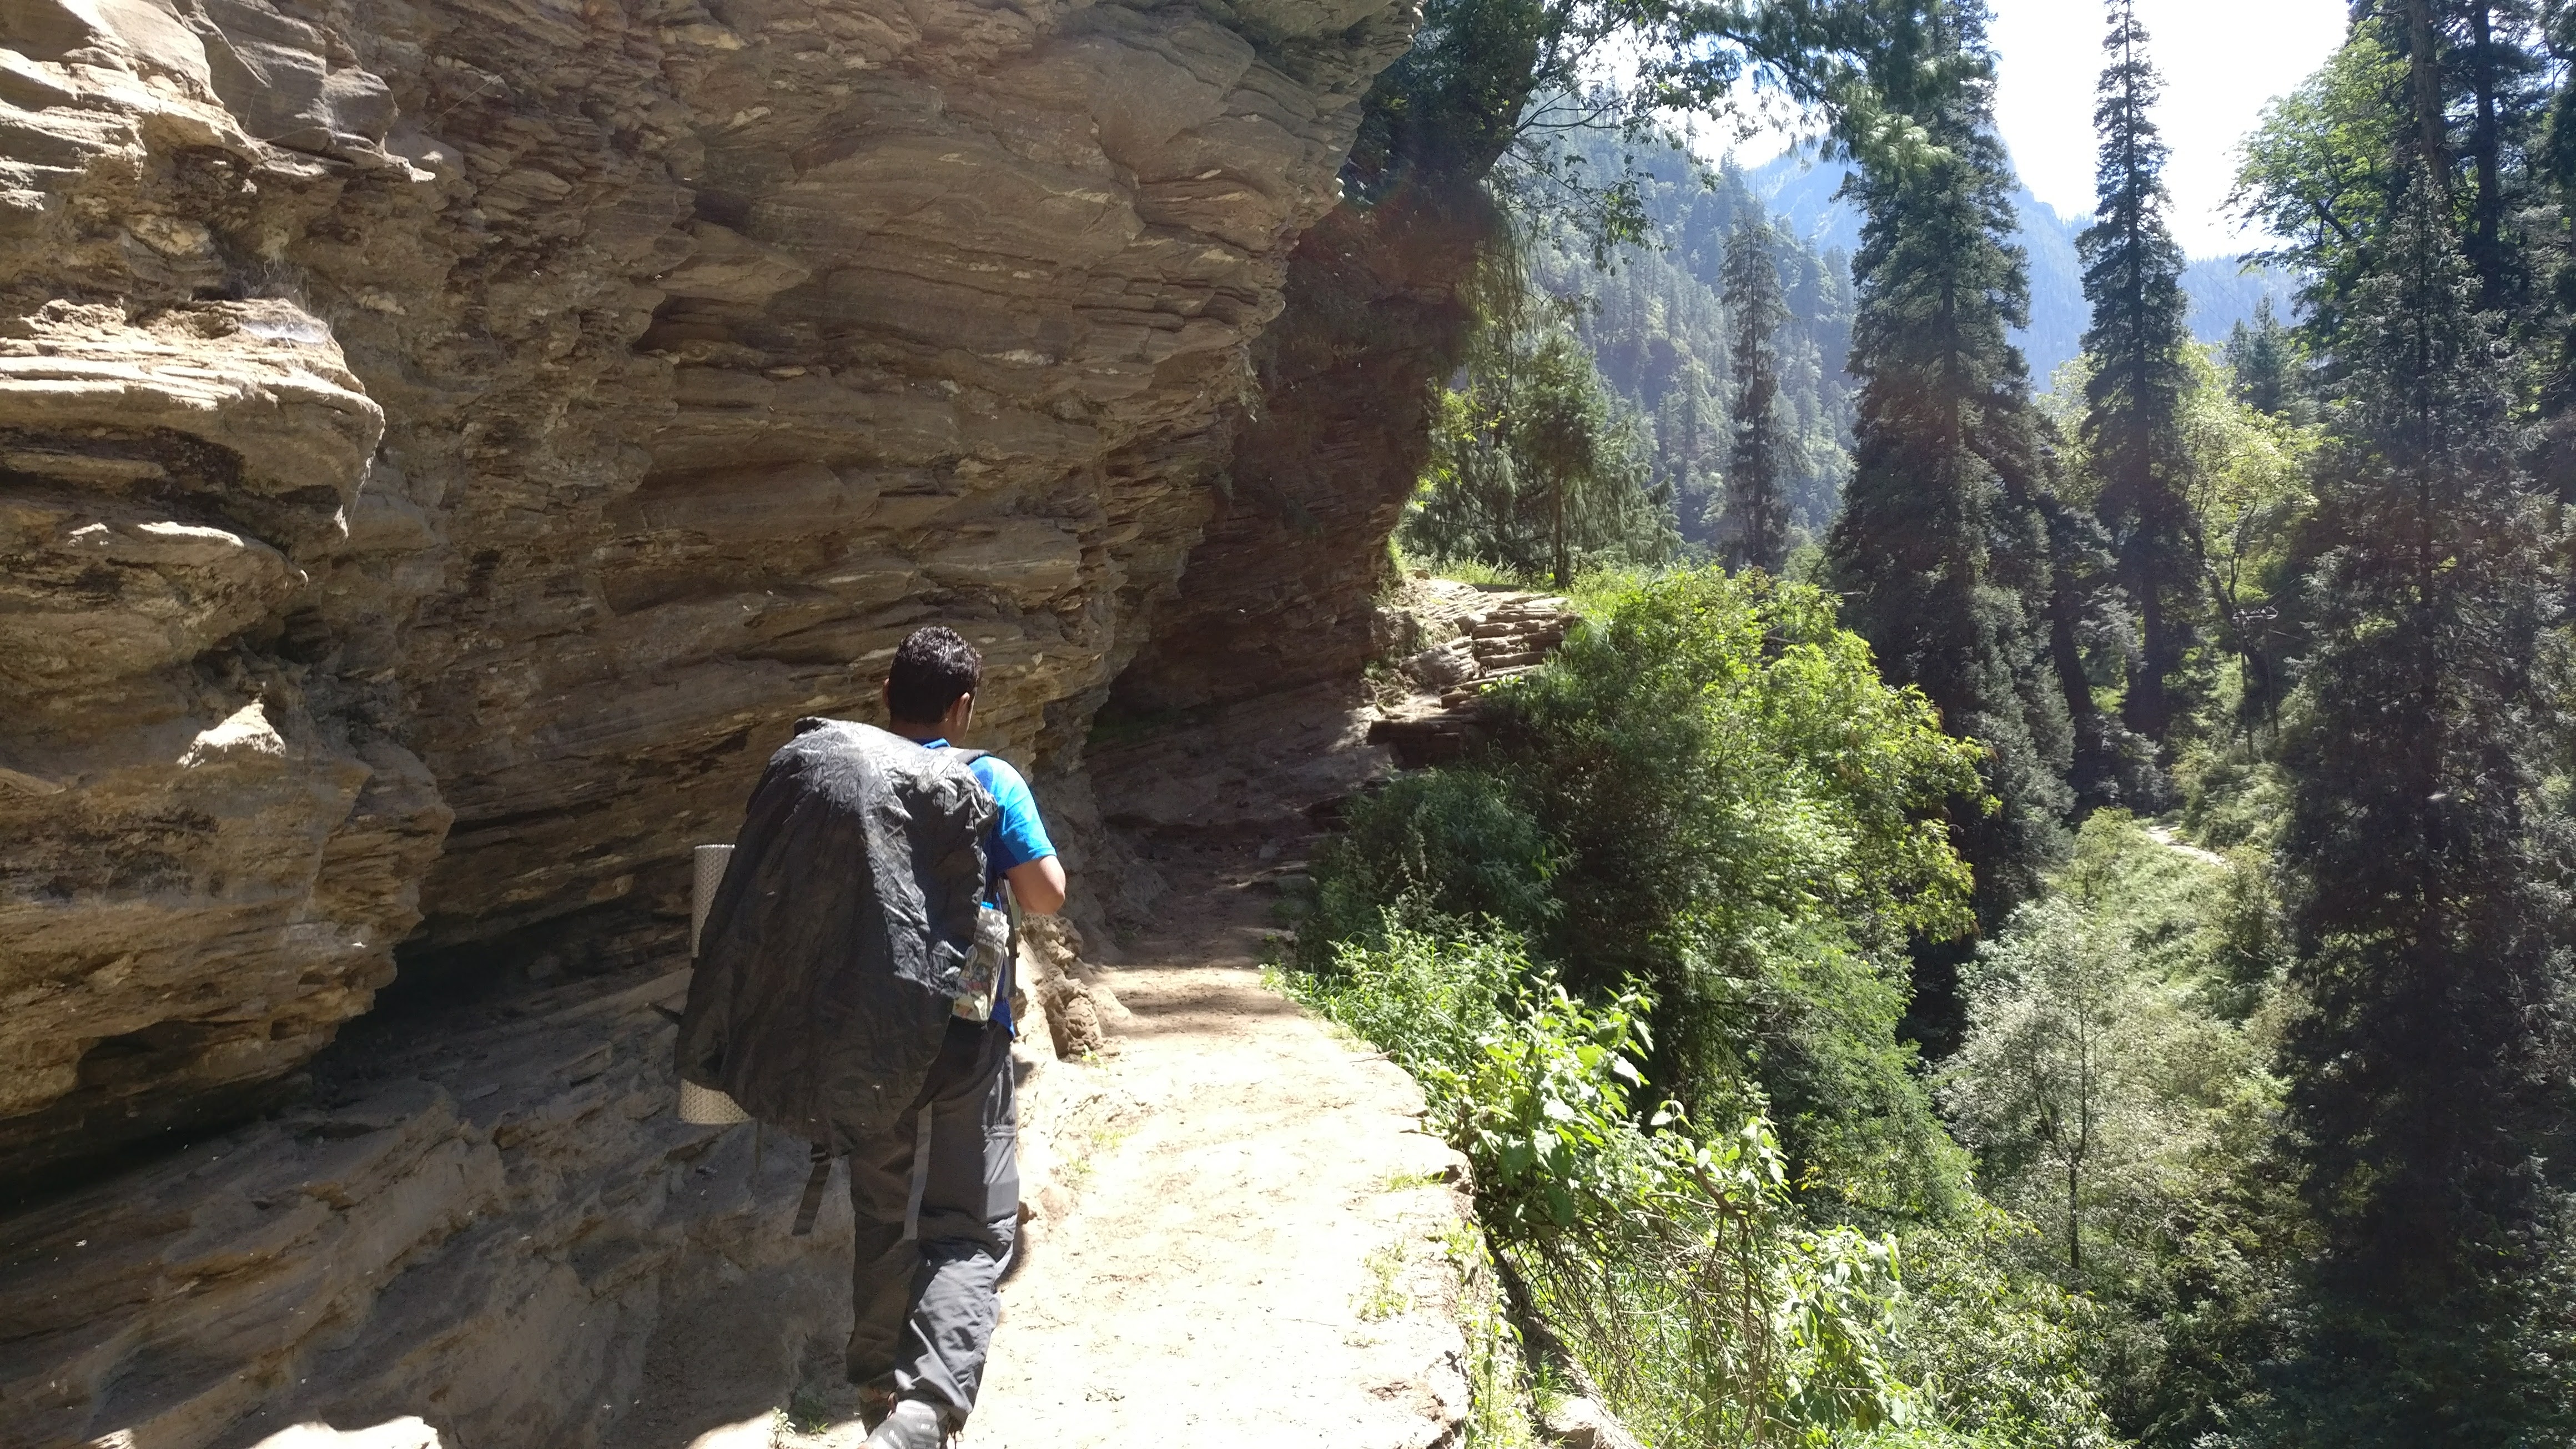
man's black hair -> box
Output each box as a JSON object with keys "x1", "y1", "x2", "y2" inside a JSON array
[{"x1": 886, "y1": 626, "x2": 983, "y2": 723}]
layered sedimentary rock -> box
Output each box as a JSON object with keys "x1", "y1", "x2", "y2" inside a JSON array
[
  {"x1": 1, "y1": 0, "x2": 1417, "y2": 1180},
  {"x1": 1106, "y1": 164, "x2": 1495, "y2": 715},
  {"x1": 0, "y1": 962, "x2": 1109, "y2": 1449}
]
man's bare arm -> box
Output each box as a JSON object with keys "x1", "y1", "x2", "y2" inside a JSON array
[{"x1": 1005, "y1": 856, "x2": 1066, "y2": 915}]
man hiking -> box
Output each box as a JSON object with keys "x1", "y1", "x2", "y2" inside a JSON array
[
  {"x1": 856, "y1": 626, "x2": 1063, "y2": 1446},
  {"x1": 677, "y1": 626, "x2": 1063, "y2": 1449}
]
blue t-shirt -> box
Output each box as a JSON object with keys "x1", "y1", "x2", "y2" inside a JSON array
[{"x1": 922, "y1": 739, "x2": 1057, "y2": 889}]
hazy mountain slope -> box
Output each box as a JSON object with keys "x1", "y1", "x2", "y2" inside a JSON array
[
  {"x1": 1527, "y1": 148, "x2": 1858, "y2": 547},
  {"x1": 1749, "y1": 154, "x2": 2295, "y2": 382}
]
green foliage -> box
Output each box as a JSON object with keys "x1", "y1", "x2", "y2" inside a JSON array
[
  {"x1": 2230, "y1": 31, "x2": 2406, "y2": 344},
  {"x1": 1862, "y1": 1210, "x2": 2122, "y2": 1449},
  {"x1": 1445, "y1": 1222, "x2": 1544, "y2": 1449},
  {"x1": 1290, "y1": 913, "x2": 1533, "y2": 1074},
  {"x1": 2050, "y1": 812, "x2": 2261, "y2": 995},
  {"x1": 1935, "y1": 813, "x2": 2296, "y2": 1447},
  {"x1": 2261, "y1": 164, "x2": 2576, "y2": 1446},
  {"x1": 1436, "y1": 972, "x2": 1668, "y2": 1239},
  {"x1": 2222, "y1": 297, "x2": 2306, "y2": 423},
  {"x1": 2233, "y1": 11, "x2": 2559, "y2": 348},
  {"x1": 1285, "y1": 920, "x2": 1915, "y2": 1447},
  {"x1": 1521, "y1": 137, "x2": 1858, "y2": 557},
  {"x1": 1721, "y1": 214, "x2": 1798, "y2": 574},
  {"x1": 1351, "y1": 11, "x2": 2576, "y2": 1446},
  {"x1": 2198, "y1": 16, "x2": 2576, "y2": 1438},
  {"x1": 2174, "y1": 344, "x2": 2318, "y2": 747},
  {"x1": 1941, "y1": 883, "x2": 2260, "y2": 1291},
  {"x1": 1491, "y1": 572, "x2": 1981, "y2": 1215},
  {"x1": 1824, "y1": 2, "x2": 2083, "y2": 943},
  {"x1": 1346, "y1": 0, "x2": 1921, "y2": 260},
  {"x1": 1306, "y1": 771, "x2": 1559, "y2": 955},
  {"x1": 1314, "y1": 568, "x2": 1983, "y2": 1217},
  {"x1": 1404, "y1": 255, "x2": 1679, "y2": 586},
  {"x1": 2041, "y1": 338, "x2": 2315, "y2": 799},
  {"x1": 2077, "y1": 1, "x2": 2197, "y2": 748}
]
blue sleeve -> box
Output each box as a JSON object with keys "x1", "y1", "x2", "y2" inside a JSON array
[{"x1": 970, "y1": 756, "x2": 1056, "y2": 872}]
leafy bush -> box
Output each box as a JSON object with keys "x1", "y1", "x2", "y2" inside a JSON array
[
  {"x1": 1863, "y1": 1211, "x2": 2123, "y2": 1449},
  {"x1": 1286, "y1": 919, "x2": 1914, "y2": 1447},
  {"x1": 1306, "y1": 771, "x2": 1558, "y2": 959},
  {"x1": 1309, "y1": 567, "x2": 1985, "y2": 1215},
  {"x1": 1290, "y1": 914, "x2": 1528, "y2": 1075}
]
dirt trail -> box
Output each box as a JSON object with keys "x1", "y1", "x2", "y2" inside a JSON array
[
  {"x1": 675, "y1": 668, "x2": 1539, "y2": 1449},
  {"x1": 967, "y1": 904, "x2": 1472, "y2": 1448},
  {"x1": 2143, "y1": 822, "x2": 2230, "y2": 869},
  {"x1": 672, "y1": 858, "x2": 1476, "y2": 1449}
]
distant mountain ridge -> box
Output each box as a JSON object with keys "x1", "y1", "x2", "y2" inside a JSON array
[
  {"x1": 1526, "y1": 146, "x2": 1860, "y2": 549},
  {"x1": 1748, "y1": 153, "x2": 2296, "y2": 384}
]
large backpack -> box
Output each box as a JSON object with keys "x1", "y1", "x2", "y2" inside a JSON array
[{"x1": 675, "y1": 718, "x2": 998, "y2": 1152}]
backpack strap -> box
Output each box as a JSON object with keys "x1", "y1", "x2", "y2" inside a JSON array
[
  {"x1": 792, "y1": 1141, "x2": 834, "y2": 1236},
  {"x1": 944, "y1": 747, "x2": 1020, "y2": 1036},
  {"x1": 995, "y1": 877, "x2": 1022, "y2": 1038}
]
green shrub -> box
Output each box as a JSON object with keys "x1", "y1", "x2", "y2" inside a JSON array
[
  {"x1": 1865, "y1": 1211, "x2": 2123, "y2": 1449},
  {"x1": 1310, "y1": 567, "x2": 1985, "y2": 1217},
  {"x1": 1305, "y1": 771, "x2": 1558, "y2": 960},
  {"x1": 1291, "y1": 913, "x2": 1530, "y2": 1078},
  {"x1": 1284, "y1": 922, "x2": 1916, "y2": 1447}
]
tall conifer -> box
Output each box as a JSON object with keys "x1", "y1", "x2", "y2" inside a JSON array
[
  {"x1": 2226, "y1": 296, "x2": 2302, "y2": 420},
  {"x1": 2269, "y1": 160, "x2": 2576, "y2": 1446},
  {"x1": 1720, "y1": 214, "x2": 1793, "y2": 573},
  {"x1": 1827, "y1": 1, "x2": 2072, "y2": 949},
  {"x1": 2078, "y1": 0, "x2": 2196, "y2": 746}
]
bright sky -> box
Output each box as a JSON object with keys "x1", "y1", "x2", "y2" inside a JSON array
[{"x1": 1989, "y1": 0, "x2": 2350, "y2": 256}]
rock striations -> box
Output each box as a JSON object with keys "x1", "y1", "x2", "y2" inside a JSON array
[{"x1": 1, "y1": 0, "x2": 1420, "y2": 1190}]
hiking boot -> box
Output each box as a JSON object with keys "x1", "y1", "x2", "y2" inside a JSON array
[
  {"x1": 862, "y1": 1397, "x2": 948, "y2": 1449},
  {"x1": 855, "y1": 1385, "x2": 895, "y2": 1430}
]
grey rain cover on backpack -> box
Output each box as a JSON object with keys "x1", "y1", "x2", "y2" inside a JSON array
[{"x1": 675, "y1": 717, "x2": 998, "y2": 1150}]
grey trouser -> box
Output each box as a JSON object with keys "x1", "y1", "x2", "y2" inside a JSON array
[{"x1": 847, "y1": 1018, "x2": 1020, "y2": 1423}]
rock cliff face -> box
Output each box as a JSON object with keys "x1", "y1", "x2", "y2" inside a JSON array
[
  {"x1": 1, "y1": 0, "x2": 1417, "y2": 1181},
  {"x1": 0, "y1": 959, "x2": 1113, "y2": 1449},
  {"x1": 1107, "y1": 165, "x2": 1493, "y2": 716}
]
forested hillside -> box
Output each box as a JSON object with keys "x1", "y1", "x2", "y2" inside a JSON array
[
  {"x1": 1751, "y1": 153, "x2": 2300, "y2": 378},
  {"x1": 1525, "y1": 148, "x2": 1858, "y2": 550},
  {"x1": 1331, "y1": 2, "x2": 2576, "y2": 1447},
  {"x1": 1507, "y1": 138, "x2": 2300, "y2": 564}
]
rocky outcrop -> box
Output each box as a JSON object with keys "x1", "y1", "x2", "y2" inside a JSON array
[
  {"x1": 0, "y1": 922, "x2": 1133, "y2": 1449},
  {"x1": 1366, "y1": 581, "x2": 1575, "y2": 767},
  {"x1": 1103, "y1": 179, "x2": 1493, "y2": 716},
  {"x1": 1016, "y1": 913, "x2": 1128, "y2": 1060},
  {"x1": 1, "y1": 0, "x2": 1419, "y2": 1179}
]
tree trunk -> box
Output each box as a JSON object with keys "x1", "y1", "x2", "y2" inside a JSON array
[
  {"x1": 2129, "y1": 578, "x2": 2171, "y2": 740},
  {"x1": 2468, "y1": 2, "x2": 2504, "y2": 305},
  {"x1": 1552, "y1": 475, "x2": 1568, "y2": 588},
  {"x1": 2407, "y1": 0, "x2": 2448, "y2": 183},
  {"x1": 2068, "y1": 1155, "x2": 2082, "y2": 1273}
]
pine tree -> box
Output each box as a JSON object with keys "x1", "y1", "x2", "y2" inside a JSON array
[
  {"x1": 1719, "y1": 214, "x2": 1794, "y2": 573},
  {"x1": 2225, "y1": 295, "x2": 2301, "y2": 419},
  {"x1": 2036, "y1": 489, "x2": 2165, "y2": 813},
  {"x1": 2077, "y1": 0, "x2": 2197, "y2": 747},
  {"x1": 1825, "y1": 0, "x2": 2074, "y2": 958},
  {"x1": 2450, "y1": 0, "x2": 2553, "y2": 315},
  {"x1": 2268, "y1": 160, "x2": 2576, "y2": 1448},
  {"x1": 1406, "y1": 254, "x2": 1675, "y2": 583}
]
